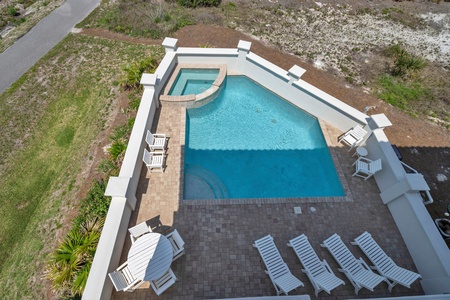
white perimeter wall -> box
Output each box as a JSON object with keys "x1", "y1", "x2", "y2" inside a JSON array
[{"x1": 83, "y1": 39, "x2": 450, "y2": 300}]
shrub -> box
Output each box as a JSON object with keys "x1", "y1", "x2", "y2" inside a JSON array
[
  {"x1": 177, "y1": 0, "x2": 221, "y2": 8},
  {"x1": 383, "y1": 44, "x2": 426, "y2": 77},
  {"x1": 46, "y1": 218, "x2": 104, "y2": 297},
  {"x1": 97, "y1": 159, "x2": 119, "y2": 177},
  {"x1": 119, "y1": 57, "x2": 158, "y2": 90},
  {"x1": 109, "y1": 123, "x2": 132, "y2": 142},
  {"x1": 7, "y1": 6, "x2": 19, "y2": 16},
  {"x1": 73, "y1": 180, "x2": 111, "y2": 228}
]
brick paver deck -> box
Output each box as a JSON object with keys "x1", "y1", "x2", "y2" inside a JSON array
[{"x1": 111, "y1": 102, "x2": 424, "y2": 300}]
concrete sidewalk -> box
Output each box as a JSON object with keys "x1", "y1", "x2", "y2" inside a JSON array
[{"x1": 0, "y1": 0, "x2": 100, "y2": 94}]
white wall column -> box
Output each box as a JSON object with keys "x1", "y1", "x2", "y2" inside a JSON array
[{"x1": 237, "y1": 40, "x2": 251, "y2": 73}]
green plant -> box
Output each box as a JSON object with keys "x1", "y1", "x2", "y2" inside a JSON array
[
  {"x1": 108, "y1": 139, "x2": 127, "y2": 161},
  {"x1": 221, "y1": 1, "x2": 236, "y2": 12},
  {"x1": 97, "y1": 158, "x2": 119, "y2": 177},
  {"x1": 384, "y1": 44, "x2": 426, "y2": 77},
  {"x1": 376, "y1": 74, "x2": 428, "y2": 111},
  {"x1": 119, "y1": 57, "x2": 158, "y2": 90},
  {"x1": 177, "y1": 0, "x2": 221, "y2": 8},
  {"x1": 7, "y1": 6, "x2": 19, "y2": 16},
  {"x1": 109, "y1": 123, "x2": 132, "y2": 142},
  {"x1": 46, "y1": 217, "x2": 104, "y2": 296},
  {"x1": 72, "y1": 180, "x2": 111, "y2": 229}
]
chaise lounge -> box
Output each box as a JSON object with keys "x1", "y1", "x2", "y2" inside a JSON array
[
  {"x1": 321, "y1": 233, "x2": 387, "y2": 294},
  {"x1": 253, "y1": 235, "x2": 304, "y2": 296},
  {"x1": 351, "y1": 231, "x2": 421, "y2": 291},
  {"x1": 288, "y1": 234, "x2": 345, "y2": 297}
]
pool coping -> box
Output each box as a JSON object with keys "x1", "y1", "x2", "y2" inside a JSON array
[
  {"x1": 159, "y1": 63, "x2": 227, "y2": 108},
  {"x1": 178, "y1": 76, "x2": 354, "y2": 206}
]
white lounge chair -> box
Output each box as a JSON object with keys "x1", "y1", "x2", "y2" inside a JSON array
[
  {"x1": 321, "y1": 233, "x2": 387, "y2": 295},
  {"x1": 288, "y1": 234, "x2": 345, "y2": 297},
  {"x1": 253, "y1": 235, "x2": 304, "y2": 295},
  {"x1": 150, "y1": 268, "x2": 177, "y2": 296},
  {"x1": 143, "y1": 148, "x2": 165, "y2": 172},
  {"x1": 128, "y1": 221, "x2": 152, "y2": 244},
  {"x1": 351, "y1": 231, "x2": 421, "y2": 291},
  {"x1": 338, "y1": 125, "x2": 368, "y2": 151},
  {"x1": 352, "y1": 157, "x2": 382, "y2": 180},
  {"x1": 108, "y1": 261, "x2": 145, "y2": 292},
  {"x1": 145, "y1": 130, "x2": 167, "y2": 152},
  {"x1": 166, "y1": 229, "x2": 185, "y2": 261}
]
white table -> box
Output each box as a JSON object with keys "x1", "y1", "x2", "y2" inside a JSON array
[
  {"x1": 128, "y1": 233, "x2": 173, "y2": 281},
  {"x1": 353, "y1": 146, "x2": 368, "y2": 158}
]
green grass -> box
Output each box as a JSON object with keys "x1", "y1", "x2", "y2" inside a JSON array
[
  {"x1": 78, "y1": 1, "x2": 196, "y2": 39},
  {"x1": 0, "y1": 33, "x2": 164, "y2": 299},
  {"x1": 376, "y1": 74, "x2": 429, "y2": 113}
]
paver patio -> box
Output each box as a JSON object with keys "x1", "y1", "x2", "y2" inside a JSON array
[{"x1": 111, "y1": 103, "x2": 424, "y2": 300}]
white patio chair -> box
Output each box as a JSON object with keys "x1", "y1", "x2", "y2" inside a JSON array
[
  {"x1": 150, "y1": 268, "x2": 177, "y2": 296},
  {"x1": 321, "y1": 233, "x2": 387, "y2": 295},
  {"x1": 338, "y1": 125, "x2": 368, "y2": 151},
  {"x1": 143, "y1": 148, "x2": 166, "y2": 172},
  {"x1": 128, "y1": 221, "x2": 152, "y2": 244},
  {"x1": 145, "y1": 130, "x2": 167, "y2": 152},
  {"x1": 352, "y1": 157, "x2": 382, "y2": 180},
  {"x1": 108, "y1": 261, "x2": 145, "y2": 292},
  {"x1": 166, "y1": 229, "x2": 185, "y2": 261},
  {"x1": 253, "y1": 235, "x2": 304, "y2": 296},
  {"x1": 351, "y1": 231, "x2": 421, "y2": 291},
  {"x1": 288, "y1": 234, "x2": 345, "y2": 297}
]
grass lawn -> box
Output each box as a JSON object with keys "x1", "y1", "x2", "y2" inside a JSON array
[{"x1": 0, "y1": 33, "x2": 163, "y2": 299}]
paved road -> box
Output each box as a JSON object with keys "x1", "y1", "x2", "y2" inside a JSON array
[{"x1": 0, "y1": 0, "x2": 100, "y2": 94}]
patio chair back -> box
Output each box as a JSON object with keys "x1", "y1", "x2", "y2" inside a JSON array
[
  {"x1": 166, "y1": 229, "x2": 185, "y2": 261},
  {"x1": 108, "y1": 262, "x2": 144, "y2": 292},
  {"x1": 128, "y1": 221, "x2": 152, "y2": 243},
  {"x1": 150, "y1": 268, "x2": 177, "y2": 296}
]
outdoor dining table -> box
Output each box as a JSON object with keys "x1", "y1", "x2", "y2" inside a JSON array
[{"x1": 127, "y1": 232, "x2": 173, "y2": 281}]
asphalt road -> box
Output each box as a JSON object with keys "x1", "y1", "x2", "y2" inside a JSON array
[{"x1": 0, "y1": 0, "x2": 100, "y2": 94}]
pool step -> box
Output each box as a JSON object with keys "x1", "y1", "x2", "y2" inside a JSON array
[{"x1": 184, "y1": 164, "x2": 229, "y2": 199}]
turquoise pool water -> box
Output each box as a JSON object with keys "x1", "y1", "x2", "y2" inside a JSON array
[
  {"x1": 184, "y1": 76, "x2": 344, "y2": 199},
  {"x1": 169, "y1": 69, "x2": 219, "y2": 96}
]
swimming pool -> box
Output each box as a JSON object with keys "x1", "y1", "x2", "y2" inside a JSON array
[
  {"x1": 169, "y1": 69, "x2": 219, "y2": 96},
  {"x1": 184, "y1": 76, "x2": 345, "y2": 199}
]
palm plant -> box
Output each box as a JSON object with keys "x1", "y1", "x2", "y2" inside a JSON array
[{"x1": 47, "y1": 217, "x2": 104, "y2": 296}]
